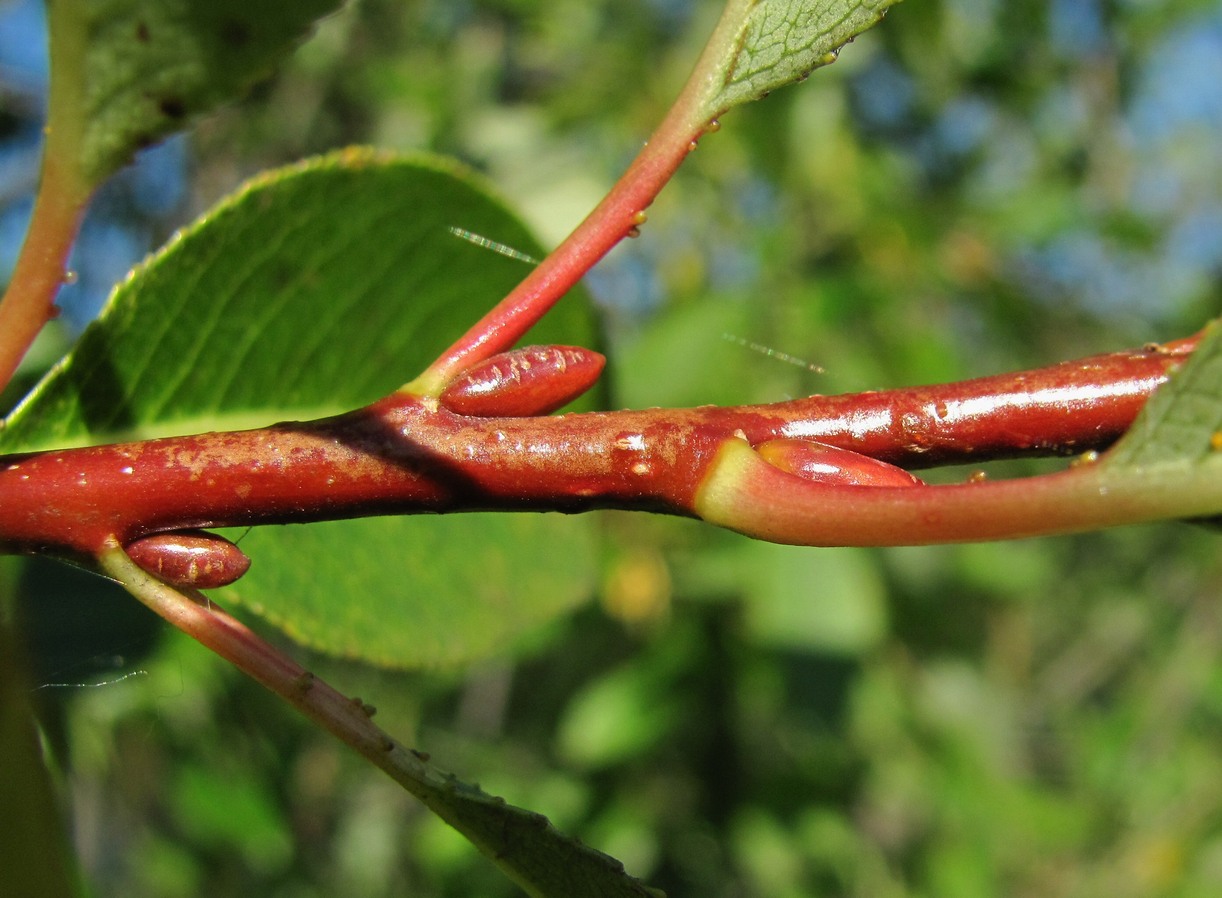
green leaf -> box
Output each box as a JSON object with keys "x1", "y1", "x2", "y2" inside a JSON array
[
  {"x1": 2, "y1": 150, "x2": 600, "y2": 449},
  {"x1": 59, "y1": 0, "x2": 342, "y2": 184},
  {"x1": 1104, "y1": 321, "x2": 1222, "y2": 472},
  {"x1": 225, "y1": 514, "x2": 596, "y2": 669},
  {"x1": 2, "y1": 150, "x2": 601, "y2": 668},
  {"x1": 1092, "y1": 320, "x2": 1222, "y2": 524},
  {"x1": 706, "y1": 0, "x2": 902, "y2": 116},
  {"x1": 405, "y1": 767, "x2": 663, "y2": 898}
]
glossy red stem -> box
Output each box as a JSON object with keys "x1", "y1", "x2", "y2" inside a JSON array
[
  {"x1": 0, "y1": 337, "x2": 1194, "y2": 559},
  {"x1": 439, "y1": 345, "x2": 606, "y2": 417},
  {"x1": 764, "y1": 338, "x2": 1195, "y2": 466}
]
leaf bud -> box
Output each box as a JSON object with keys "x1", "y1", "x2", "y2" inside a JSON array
[
  {"x1": 440, "y1": 345, "x2": 605, "y2": 417},
  {"x1": 126, "y1": 530, "x2": 251, "y2": 589},
  {"x1": 755, "y1": 439, "x2": 925, "y2": 487}
]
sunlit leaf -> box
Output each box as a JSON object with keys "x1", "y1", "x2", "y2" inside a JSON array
[
  {"x1": 1104, "y1": 321, "x2": 1222, "y2": 472},
  {"x1": 228, "y1": 514, "x2": 596, "y2": 669},
  {"x1": 704, "y1": 0, "x2": 902, "y2": 117},
  {"x1": 3, "y1": 150, "x2": 601, "y2": 668},
  {"x1": 1089, "y1": 320, "x2": 1222, "y2": 523}
]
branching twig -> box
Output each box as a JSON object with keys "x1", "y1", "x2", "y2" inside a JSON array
[{"x1": 98, "y1": 542, "x2": 661, "y2": 897}]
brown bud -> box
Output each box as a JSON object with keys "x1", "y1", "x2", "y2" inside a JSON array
[
  {"x1": 755, "y1": 439, "x2": 925, "y2": 487},
  {"x1": 126, "y1": 530, "x2": 251, "y2": 589},
  {"x1": 440, "y1": 345, "x2": 605, "y2": 417}
]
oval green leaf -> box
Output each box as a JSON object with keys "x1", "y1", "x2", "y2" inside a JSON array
[
  {"x1": 2, "y1": 149, "x2": 601, "y2": 668},
  {"x1": 1099, "y1": 319, "x2": 1222, "y2": 521},
  {"x1": 705, "y1": 0, "x2": 902, "y2": 118},
  {"x1": 1104, "y1": 321, "x2": 1222, "y2": 472}
]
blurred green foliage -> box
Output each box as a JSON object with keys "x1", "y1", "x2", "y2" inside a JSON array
[{"x1": 9, "y1": 0, "x2": 1222, "y2": 895}]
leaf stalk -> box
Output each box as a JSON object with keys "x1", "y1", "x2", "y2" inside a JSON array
[
  {"x1": 0, "y1": 0, "x2": 94, "y2": 390},
  {"x1": 406, "y1": 0, "x2": 758, "y2": 394}
]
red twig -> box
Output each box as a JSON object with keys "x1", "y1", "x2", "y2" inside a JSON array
[
  {"x1": 0, "y1": 1, "x2": 92, "y2": 391},
  {"x1": 0, "y1": 337, "x2": 1193, "y2": 558},
  {"x1": 0, "y1": 154, "x2": 89, "y2": 391},
  {"x1": 408, "y1": 0, "x2": 755, "y2": 394}
]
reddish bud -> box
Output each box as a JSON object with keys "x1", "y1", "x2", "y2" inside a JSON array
[
  {"x1": 440, "y1": 345, "x2": 605, "y2": 417},
  {"x1": 755, "y1": 439, "x2": 925, "y2": 487},
  {"x1": 126, "y1": 530, "x2": 251, "y2": 589}
]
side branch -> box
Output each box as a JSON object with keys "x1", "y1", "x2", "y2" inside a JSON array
[
  {"x1": 97, "y1": 544, "x2": 659, "y2": 896},
  {"x1": 0, "y1": 1, "x2": 93, "y2": 389},
  {"x1": 408, "y1": 0, "x2": 759, "y2": 392}
]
